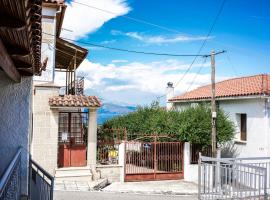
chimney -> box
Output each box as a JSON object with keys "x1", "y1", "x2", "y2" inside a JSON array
[{"x1": 166, "y1": 82, "x2": 174, "y2": 110}]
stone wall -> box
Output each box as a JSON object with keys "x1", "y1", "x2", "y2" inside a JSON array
[
  {"x1": 32, "y1": 86, "x2": 59, "y2": 175},
  {"x1": 0, "y1": 71, "x2": 32, "y2": 195},
  {"x1": 96, "y1": 165, "x2": 123, "y2": 183}
]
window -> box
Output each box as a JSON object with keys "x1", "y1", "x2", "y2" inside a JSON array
[{"x1": 240, "y1": 114, "x2": 247, "y2": 141}]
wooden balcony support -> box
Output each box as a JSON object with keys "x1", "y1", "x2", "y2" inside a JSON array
[{"x1": 0, "y1": 38, "x2": 21, "y2": 82}]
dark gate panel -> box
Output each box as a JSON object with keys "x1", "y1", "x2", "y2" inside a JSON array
[
  {"x1": 125, "y1": 142, "x2": 184, "y2": 181},
  {"x1": 58, "y1": 112, "x2": 88, "y2": 168},
  {"x1": 30, "y1": 159, "x2": 54, "y2": 200}
]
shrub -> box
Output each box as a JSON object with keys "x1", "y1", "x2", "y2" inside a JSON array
[{"x1": 102, "y1": 102, "x2": 235, "y2": 146}]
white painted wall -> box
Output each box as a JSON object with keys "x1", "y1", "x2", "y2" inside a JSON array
[
  {"x1": 219, "y1": 98, "x2": 269, "y2": 158},
  {"x1": 34, "y1": 7, "x2": 57, "y2": 83},
  {"x1": 173, "y1": 98, "x2": 270, "y2": 158},
  {"x1": 0, "y1": 71, "x2": 32, "y2": 195},
  {"x1": 183, "y1": 142, "x2": 198, "y2": 183}
]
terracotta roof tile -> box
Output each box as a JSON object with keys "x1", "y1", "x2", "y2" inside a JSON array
[
  {"x1": 49, "y1": 95, "x2": 102, "y2": 107},
  {"x1": 170, "y1": 74, "x2": 270, "y2": 102}
]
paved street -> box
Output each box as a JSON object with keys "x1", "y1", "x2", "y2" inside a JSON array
[{"x1": 54, "y1": 191, "x2": 197, "y2": 200}]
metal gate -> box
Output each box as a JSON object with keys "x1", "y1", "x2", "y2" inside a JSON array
[
  {"x1": 125, "y1": 138, "x2": 184, "y2": 181},
  {"x1": 29, "y1": 158, "x2": 54, "y2": 200},
  {"x1": 58, "y1": 112, "x2": 88, "y2": 167},
  {"x1": 198, "y1": 155, "x2": 269, "y2": 199}
]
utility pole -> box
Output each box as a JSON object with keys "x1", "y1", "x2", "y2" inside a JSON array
[
  {"x1": 211, "y1": 50, "x2": 217, "y2": 158},
  {"x1": 204, "y1": 50, "x2": 226, "y2": 158}
]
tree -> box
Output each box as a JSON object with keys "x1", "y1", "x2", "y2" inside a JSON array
[{"x1": 102, "y1": 103, "x2": 235, "y2": 146}]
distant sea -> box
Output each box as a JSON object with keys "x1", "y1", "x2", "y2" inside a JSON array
[{"x1": 97, "y1": 103, "x2": 136, "y2": 125}]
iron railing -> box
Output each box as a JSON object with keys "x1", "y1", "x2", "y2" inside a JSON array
[
  {"x1": 29, "y1": 158, "x2": 54, "y2": 200},
  {"x1": 198, "y1": 155, "x2": 269, "y2": 200},
  {"x1": 97, "y1": 128, "x2": 126, "y2": 165},
  {"x1": 0, "y1": 148, "x2": 21, "y2": 200},
  {"x1": 125, "y1": 141, "x2": 184, "y2": 181},
  {"x1": 97, "y1": 140, "x2": 119, "y2": 165}
]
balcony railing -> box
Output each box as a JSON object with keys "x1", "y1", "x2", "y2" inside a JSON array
[
  {"x1": 0, "y1": 148, "x2": 21, "y2": 200},
  {"x1": 29, "y1": 158, "x2": 54, "y2": 200}
]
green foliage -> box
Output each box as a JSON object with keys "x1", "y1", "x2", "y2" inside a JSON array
[{"x1": 102, "y1": 102, "x2": 235, "y2": 146}]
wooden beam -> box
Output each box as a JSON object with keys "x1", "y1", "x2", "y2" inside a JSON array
[
  {"x1": 12, "y1": 59, "x2": 33, "y2": 69},
  {"x1": 0, "y1": 14, "x2": 25, "y2": 29},
  {"x1": 6, "y1": 46, "x2": 30, "y2": 56},
  {"x1": 0, "y1": 38, "x2": 21, "y2": 82}
]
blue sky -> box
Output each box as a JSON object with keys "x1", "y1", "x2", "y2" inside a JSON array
[{"x1": 57, "y1": 0, "x2": 270, "y2": 105}]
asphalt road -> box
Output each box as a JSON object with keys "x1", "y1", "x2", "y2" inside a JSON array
[{"x1": 54, "y1": 191, "x2": 197, "y2": 200}]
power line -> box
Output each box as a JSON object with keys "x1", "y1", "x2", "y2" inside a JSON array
[
  {"x1": 174, "y1": 0, "x2": 227, "y2": 88},
  {"x1": 43, "y1": 32, "x2": 209, "y2": 57},
  {"x1": 185, "y1": 57, "x2": 208, "y2": 92},
  {"x1": 157, "y1": 0, "x2": 227, "y2": 99},
  {"x1": 226, "y1": 52, "x2": 238, "y2": 76},
  {"x1": 72, "y1": 1, "x2": 184, "y2": 35}
]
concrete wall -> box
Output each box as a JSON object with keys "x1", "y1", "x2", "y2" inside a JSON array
[
  {"x1": 96, "y1": 165, "x2": 122, "y2": 183},
  {"x1": 173, "y1": 98, "x2": 270, "y2": 158},
  {"x1": 183, "y1": 142, "x2": 198, "y2": 183},
  {"x1": 96, "y1": 142, "x2": 124, "y2": 183},
  {"x1": 0, "y1": 71, "x2": 32, "y2": 195},
  {"x1": 219, "y1": 98, "x2": 269, "y2": 157},
  {"x1": 31, "y1": 86, "x2": 59, "y2": 175}
]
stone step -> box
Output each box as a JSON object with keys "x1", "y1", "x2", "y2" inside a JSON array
[
  {"x1": 55, "y1": 166, "x2": 92, "y2": 178},
  {"x1": 54, "y1": 178, "x2": 108, "y2": 191}
]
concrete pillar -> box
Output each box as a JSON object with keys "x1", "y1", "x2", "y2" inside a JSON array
[
  {"x1": 87, "y1": 108, "x2": 97, "y2": 167},
  {"x1": 183, "y1": 142, "x2": 199, "y2": 183},
  {"x1": 118, "y1": 142, "x2": 125, "y2": 183},
  {"x1": 183, "y1": 142, "x2": 191, "y2": 180}
]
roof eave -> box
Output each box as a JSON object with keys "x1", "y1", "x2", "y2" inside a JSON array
[
  {"x1": 169, "y1": 94, "x2": 270, "y2": 103},
  {"x1": 50, "y1": 106, "x2": 101, "y2": 109}
]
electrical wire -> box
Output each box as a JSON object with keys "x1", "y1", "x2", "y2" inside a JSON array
[
  {"x1": 226, "y1": 52, "x2": 238, "y2": 76},
  {"x1": 72, "y1": 0, "x2": 185, "y2": 35},
  {"x1": 42, "y1": 32, "x2": 209, "y2": 57},
  {"x1": 156, "y1": 0, "x2": 227, "y2": 100},
  {"x1": 185, "y1": 56, "x2": 208, "y2": 92}
]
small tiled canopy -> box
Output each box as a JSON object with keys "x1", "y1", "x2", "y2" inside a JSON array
[{"x1": 49, "y1": 95, "x2": 102, "y2": 108}]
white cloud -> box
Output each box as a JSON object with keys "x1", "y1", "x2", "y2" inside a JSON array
[
  {"x1": 54, "y1": 59, "x2": 229, "y2": 105},
  {"x1": 112, "y1": 59, "x2": 129, "y2": 63},
  {"x1": 111, "y1": 30, "x2": 211, "y2": 44},
  {"x1": 61, "y1": 0, "x2": 130, "y2": 39}
]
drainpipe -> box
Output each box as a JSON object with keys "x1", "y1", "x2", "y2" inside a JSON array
[{"x1": 166, "y1": 82, "x2": 174, "y2": 110}]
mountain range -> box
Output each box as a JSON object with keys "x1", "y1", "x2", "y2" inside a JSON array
[{"x1": 97, "y1": 103, "x2": 136, "y2": 125}]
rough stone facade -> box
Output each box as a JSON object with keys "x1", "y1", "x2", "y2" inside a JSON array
[
  {"x1": 31, "y1": 85, "x2": 59, "y2": 175},
  {"x1": 0, "y1": 71, "x2": 32, "y2": 195}
]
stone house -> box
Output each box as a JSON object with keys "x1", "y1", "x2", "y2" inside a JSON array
[
  {"x1": 0, "y1": 0, "x2": 50, "y2": 198},
  {"x1": 168, "y1": 74, "x2": 270, "y2": 158},
  {"x1": 30, "y1": 0, "x2": 102, "y2": 183}
]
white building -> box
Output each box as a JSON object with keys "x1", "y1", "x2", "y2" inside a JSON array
[{"x1": 168, "y1": 74, "x2": 270, "y2": 158}]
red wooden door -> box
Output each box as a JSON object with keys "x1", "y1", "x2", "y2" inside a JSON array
[{"x1": 58, "y1": 112, "x2": 88, "y2": 168}]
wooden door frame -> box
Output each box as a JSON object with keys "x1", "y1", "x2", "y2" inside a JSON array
[{"x1": 57, "y1": 111, "x2": 88, "y2": 168}]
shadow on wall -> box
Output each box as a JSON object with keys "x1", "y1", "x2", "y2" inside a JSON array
[{"x1": 220, "y1": 142, "x2": 239, "y2": 158}]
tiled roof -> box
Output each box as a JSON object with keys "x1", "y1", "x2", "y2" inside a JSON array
[
  {"x1": 170, "y1": 74, "x2": 270, "y2": 102},
  {"x1": 49, "y1": 95, "x2": 102, "y2": 107}
]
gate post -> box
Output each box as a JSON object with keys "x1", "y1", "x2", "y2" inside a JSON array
[
  {"x1": 119, "y1": 142, "x2": 125, "y2": 183},
  {"x1": 198, "y1": 152, "x2": 201, "y2": 200},
  {"x1": 87, "y1": 108, "x2": 97, "y2": 168}
]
